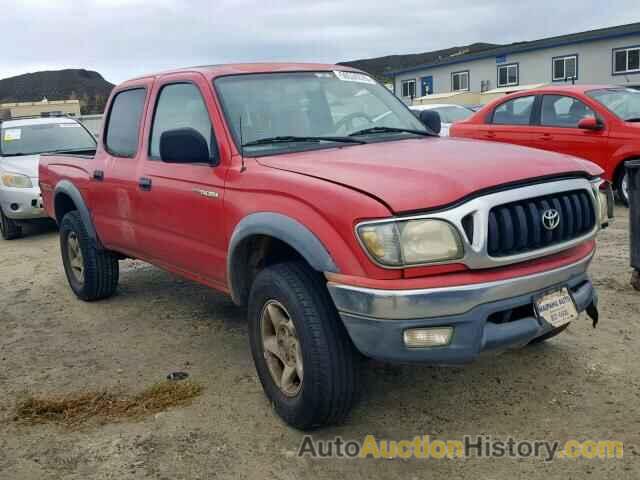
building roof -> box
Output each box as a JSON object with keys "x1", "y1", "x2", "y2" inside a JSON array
[{"x1": 391, "y1": 22, "x2": 640, "y2": 76}]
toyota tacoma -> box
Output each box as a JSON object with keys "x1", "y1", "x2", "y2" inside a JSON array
[{"x1": 39, "y1": 64, "x2": 611, "y2": 430}]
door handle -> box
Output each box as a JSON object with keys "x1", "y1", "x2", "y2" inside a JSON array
[
  {"x1": 540, "y1": 133, "x2": 553, "y2": 141},
  {"x1": 93, "y1": 169, "x2": 104, "y2": 181},
  {"x1": 486, "y1": 131, "x2": 496, "y2": 139},
  {"x1": 138, "y1": 177, "x2": 152, "y2": 191}
]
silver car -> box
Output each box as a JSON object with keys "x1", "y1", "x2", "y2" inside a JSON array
[{"x1": 0, "y1": 116, "x2": 96, "y2": 239}]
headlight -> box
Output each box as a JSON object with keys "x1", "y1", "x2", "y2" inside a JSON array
[
  {"x1": 1, "y1": 173, "x2": 33, "y2": 188},
  {"x1": 591, "y1": 179, "x2": 613, "y2": 228},
  {"x1": 357, "y1": 219, "x2": 464, "y2": 267}
]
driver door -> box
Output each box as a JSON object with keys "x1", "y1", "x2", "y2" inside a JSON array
[{"x1": 135, "y1": 73, "x2": 228, "y2": 287}]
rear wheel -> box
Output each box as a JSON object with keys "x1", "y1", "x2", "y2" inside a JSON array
[
  {"x1": 248, "y1": 261, "x2": 359, "y2": 430},
  {"x1": 0, "y1": 207, "x2": 22, "y2": 240},
  {"x1": 60, "y1": 211, "x2": 119, "y2": 301}
]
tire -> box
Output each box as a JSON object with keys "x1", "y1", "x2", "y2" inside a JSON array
[
  {"x1": 248, "y1": 261, "x2": 359, "y2": 430},
  {"x1": 60, "y1": 211, "x2": 119, "y2": 301},
  {"x1": 0, "y1": 207, "x2": 22, "y2": 240},
  {"x1": 528, "y1": 323, "x2": 570, "y2": 345},
  {"x1": 616, "y1": 168, "x2": 630, "y2": 207}
]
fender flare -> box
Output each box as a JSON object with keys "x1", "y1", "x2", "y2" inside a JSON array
[
  {"x1": 227, "y1": 212, "x2": 339, "y2": 305},
  {"x1": 54, "y1": 180, "x2": 103, "y2": 249}
]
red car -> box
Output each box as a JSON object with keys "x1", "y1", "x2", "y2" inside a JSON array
[
  {"x1": 450, "y1": 85, "x2": 640, "y2": 205},
  {"x1": 39, "y1": 64, "x2": 610, "y2": 429}
]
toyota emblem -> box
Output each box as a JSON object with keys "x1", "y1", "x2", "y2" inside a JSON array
[{"x1": 542, "y1": 209, "x2": 560, "y2": 231}]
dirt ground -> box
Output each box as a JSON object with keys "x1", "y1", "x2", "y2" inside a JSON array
[{"x1": 1, "y1": 206, "x2": 638, "y2": 479}]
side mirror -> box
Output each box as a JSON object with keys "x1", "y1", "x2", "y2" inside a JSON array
[
  {"x1": 160, "y1": 128, "x2": 211, "y2": 164},
  {"x1": 578, "y1": 116, "x2": 603, "y2": 131},
  {"x1": 419, "y1": 110, "x2": 441, "y2": 135}
]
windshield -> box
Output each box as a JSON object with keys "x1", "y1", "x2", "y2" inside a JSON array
[
  {"x1": 430, "y1": 106, "x2": 473, "y2": 124},
  {"x1": 0, "y1": 121, "x2": 96, "y2": 156},
  {"x1": 214, "y1": 71, "x2": 427, "y2": 155},
  {"x1": 587, "y1": 88, "x2": 640, "y2": 121}
]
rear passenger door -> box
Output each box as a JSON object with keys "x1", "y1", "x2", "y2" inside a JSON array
[
  {"x1": 484, "y1": 95, "x2": 538, "y2": 147},
  {"x1": 532, "y1": 94, "x2": 608, "y2": 163},
  {"x1": 136, "y1": 73, "x2": 228, "y2": 287},
  {"x1": 92, "y1": 86, "x2": 149, "y2": 254}
]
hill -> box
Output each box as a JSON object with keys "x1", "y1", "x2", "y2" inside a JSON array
[
  {"x1": 338, "y1": 42, "x2": 501, "y2": 83},
  {"x1": 0, "y1": 69, "x2": 114, "y2": 114}
]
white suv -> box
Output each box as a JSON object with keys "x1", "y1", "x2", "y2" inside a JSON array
[{"x1": 0, "y1": 115, "x2": 96, "y2": 239}]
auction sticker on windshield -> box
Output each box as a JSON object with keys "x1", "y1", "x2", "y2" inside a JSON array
[
  {"x1": 534, "y1": 288, "x2": 578, "y2": 328},
  {"x1": 3, "y1": 129, "x2": 21, "y2": 141},
  {"x1": 334, "y1": 71, "x2": 376, "y2": 84}
]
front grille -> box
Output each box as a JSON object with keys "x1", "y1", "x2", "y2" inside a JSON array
[{"x1": 487, "y1": 189, "x2": 596, "y2": 257}]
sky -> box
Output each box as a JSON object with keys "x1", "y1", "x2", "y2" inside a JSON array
[{"x1": 1, "y1": 0, "x2": 639, "y2": 84}]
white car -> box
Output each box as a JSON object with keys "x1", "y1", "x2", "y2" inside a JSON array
[
  {"x1": 0, "y1": 115, "x2": 96, "y2": 239},
  {"x1": 409, "y1": 104, "x2": 474, "y2": 136}
]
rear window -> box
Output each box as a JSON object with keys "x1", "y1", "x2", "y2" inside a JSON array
[
  {"x1": 1, "y1": 122, "x2": 96, "y2": 156},
  {"x1": 105, "y1": 88, "x2": 146, "y2": 157}
]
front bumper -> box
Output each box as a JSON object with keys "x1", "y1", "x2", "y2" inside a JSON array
[
  {"x1": 0, "y1": 185, "x2": 46, "y2": 220},
  {"x1": 327, "y1": 252, "x2": 596, "y2": 364}
]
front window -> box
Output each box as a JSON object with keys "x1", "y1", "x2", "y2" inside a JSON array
[
  {"x1": 540, "y1": 95, "x2": 595, "y2": 127},
  {"x1": 214, "y1": 71, "x2": 427, "y2": 156},
  {"x1": 497, "y1": 64, "x2": 519, "y2": 87},
  {"x1": 613, "y1": 46, "x2": 640, "y2": 74},
  {"x1": 401, "y1": 79, "x2": 416, "y2": 98},
  {"x1": 0, "y1": 121, "x2": 96, "y2": 156},
  {"x1": 553, "y1": 55, "x2": 578, "y2": 81},
  {"x1": 587, "y1": 87, "x2": 640, "y2": 121},
  {"x1": 451, "y1": 71, "x2": 469, "y2": 92}
]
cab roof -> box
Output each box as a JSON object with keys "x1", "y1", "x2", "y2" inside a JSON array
[
  {"x1": 0, "y1": 116, "x2": 80, "y2": 128},
  {"x1": 120, "y1": 63, "x2": 362, "y2": 85}
]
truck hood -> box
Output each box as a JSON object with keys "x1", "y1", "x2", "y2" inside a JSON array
[
  {"x1": 257, "y1": 137, "x2": 602, "y2": 213},
  {"x1": 0, "y1": 154, "x2": 40, "y2": 179}
]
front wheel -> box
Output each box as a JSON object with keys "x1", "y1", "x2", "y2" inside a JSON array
[
  {"x1": 248, "y1": 261, "x2": 359, "y2": 430},
  {"x1": 0, "y1": 207, "x2": 22, "y2": 240},
  {"x1": 60, "y1": 211, "x2": 119, "y2": 301},
  {"x1": 617, "y1": 169, "x2": 630, "y2": 206}
]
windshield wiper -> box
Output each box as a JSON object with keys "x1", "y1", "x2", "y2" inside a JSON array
[
  {"x1": 625, "y1": 117, "x2": 640, "y2": 122},
  {"x1": 348, "y1": 126, "x2": 435, "y2": 137},
  {"x1": 242, "y1": 135, "x2": 366, "y2": 148}
]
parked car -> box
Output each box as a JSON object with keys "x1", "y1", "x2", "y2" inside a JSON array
[
  {"x1": 409, "y1": 104, "x2": 474, "y2": 136},
  {"x1": 450, "y1": 85, "x2": 640, "y2": 205},
  {"x1": 0, "y1": 115, "x2": 96, "y2": 239},
  {"x1": 40, "y1": 64, "x2": 611, "y2": 430}
]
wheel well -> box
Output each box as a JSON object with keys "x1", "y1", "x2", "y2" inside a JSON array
[
  {"x1": 54, "y1": 193, "x2": 77, "y2": 224},
  {"x1": 230, "y1": 235, "x2": 307, "y2": 306}
]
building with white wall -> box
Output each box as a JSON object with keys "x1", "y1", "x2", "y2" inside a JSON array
[{"x1": 392, "y1": 22, "x2": 640, "y2": 104}]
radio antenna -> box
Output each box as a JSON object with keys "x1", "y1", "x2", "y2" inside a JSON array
[{"x1": 239, "y1": 114, "x2": 246, "y2": 172}]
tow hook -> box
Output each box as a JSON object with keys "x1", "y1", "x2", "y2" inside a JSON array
[{"x1": 586, "y1": 303, "x2": 599, "y2": 328}]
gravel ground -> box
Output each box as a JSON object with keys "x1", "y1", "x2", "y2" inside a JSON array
[{"x1": 1, "y1": 206, "x2": 638, "y2": 479}]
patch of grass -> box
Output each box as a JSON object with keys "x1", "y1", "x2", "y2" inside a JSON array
[{"x1": 14, "y1": 380, "x2": 203, "y2": 427}]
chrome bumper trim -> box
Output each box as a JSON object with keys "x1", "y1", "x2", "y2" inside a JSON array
[{"x1": 327, "y1": 251, "x2": 594, "y2": 320}]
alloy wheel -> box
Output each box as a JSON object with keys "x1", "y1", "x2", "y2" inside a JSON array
[
  {"x1": 260, "y1": 300, "x2": 304, "y2": 397},
  {"x1": 67, "y1": 231, "x2": 85, "y2": 283}
]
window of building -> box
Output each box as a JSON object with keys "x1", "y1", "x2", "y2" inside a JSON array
[
  {"x1": 553, "y1": 55, "x2": 578, "y2": 81},
  {"x1": 613, "y1": 46, "x2": 640, "y2": 74},
  {"x1": 401, "y1": 79, "x2": 416, "y2": 98},
  {"x1": 540, "y1": 95, "x2": 595, "y2": 127},
  {"x1": 491, "y1": 95, "x2": 536, "y2": 125},
  {"x1": 105, "y1": 88, "x2": 146, "y2": 157},
  {"x1": 451, "y1": 71, "x2": 469, "y2": 92},
  {"x1": 149, "y1": 83, "x2": 214, "y2": 160},
  {"x1": 497, "y1": 63, "x2": 519, "y2": 87}
]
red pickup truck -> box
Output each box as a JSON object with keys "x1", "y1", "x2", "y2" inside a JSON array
[{"x1": 40, "y1": 63, "x2": 611, "y2": 430}]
